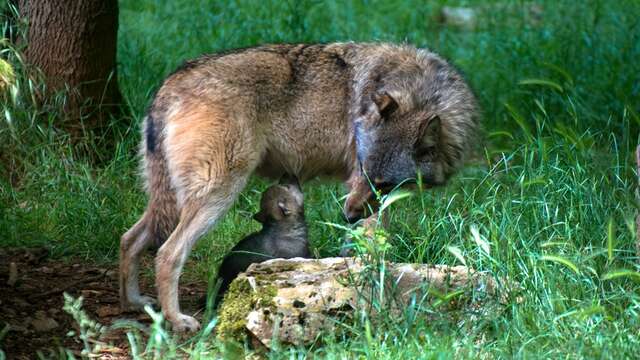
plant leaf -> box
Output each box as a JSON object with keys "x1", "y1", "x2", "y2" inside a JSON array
[
  {"x1": 379, "y1": 189, "x2": 413, "y2": 213},
  {"x1": 470, "y1": 225, "x2": 490, "y2": 255},
  {"x1": 446, "y1": 246, "x2": 466, "y2": 266}
]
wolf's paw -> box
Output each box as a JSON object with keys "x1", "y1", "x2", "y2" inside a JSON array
[
  {"x1": 171, "y1": 314, "x2": 201, "y2": 333},
  {"x1": 121, "y1": 295, "x2": 157, "y2": 312}
]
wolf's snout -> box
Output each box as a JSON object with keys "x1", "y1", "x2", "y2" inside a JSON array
[
  {"x1": 372, "y1": 179, "x2": 396, "y2": 194},
  {"x1": 344, "y1": 206, "x2": 364, "y2": 223},
  {"x1": 344, "y1": 183, "x2": 378, "y2": 223}
]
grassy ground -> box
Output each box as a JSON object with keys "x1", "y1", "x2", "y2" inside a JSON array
[{"x1": 2, "y1": 0, "x2": 640, "y2": 358}]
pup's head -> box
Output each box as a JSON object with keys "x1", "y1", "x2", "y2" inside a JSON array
[
  {"x1": 345, "y1": 45, "x2": 479, "y2": 222},
  {"x1": 253, "y1": 175, "x2": 304, "y2": 224}
]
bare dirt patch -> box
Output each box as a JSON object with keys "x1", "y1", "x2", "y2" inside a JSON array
[{"x1": 0, "y1": 247, "x2": 207, "y2": 359}]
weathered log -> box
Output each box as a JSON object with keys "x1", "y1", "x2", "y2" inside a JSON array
[{"x1": 216, "y1": 257, "x2": 513, "y2": 348}]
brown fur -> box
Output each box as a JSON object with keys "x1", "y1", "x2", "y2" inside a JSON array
[{"x1": 119, "y1": 43, "x2": 479, "y2": 331}]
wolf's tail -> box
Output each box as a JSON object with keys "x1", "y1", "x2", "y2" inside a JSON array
[{"x1": 141, "y1": 114, "x2": 179, "y2": 249}]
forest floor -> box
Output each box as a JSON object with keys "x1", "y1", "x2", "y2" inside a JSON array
[{"x1": 0, "y1": 248, "x2": 206, "y2": 359}]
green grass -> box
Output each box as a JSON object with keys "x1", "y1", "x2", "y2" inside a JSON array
[{"x1": 2, "y1": 0, "x2": 640, "y2": 358}]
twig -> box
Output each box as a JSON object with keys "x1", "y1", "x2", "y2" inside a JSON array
[
  {"x1": 7, "y1": 262, "x2": 18, "y2": 287},
  {"x1": 33, "y1": 271, "x2": 108, "y2": 299}
]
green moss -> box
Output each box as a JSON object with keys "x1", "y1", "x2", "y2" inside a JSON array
[
  {"x1": 256, "y1": 283, "x2": 277, "y2": 305},
  {"x1": 216, "y1": 277, "x2": 277, "y2": 341},
  {"x1": 254, "y1": 262, "x2": 299, "y2": 274}
]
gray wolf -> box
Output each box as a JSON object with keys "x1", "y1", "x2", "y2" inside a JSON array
[{"x1": 119, "y1": 43, "x2": 478, "y2": 331}]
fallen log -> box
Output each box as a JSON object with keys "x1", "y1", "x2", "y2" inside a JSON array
[{"x1": 216, "y1": 257, "x2": 514, "y2": 348}]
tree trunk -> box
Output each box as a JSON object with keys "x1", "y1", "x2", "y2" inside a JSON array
[
  {"x1": 636, "y1": 146, "x2": 640, "y2": 259},
  {"x1": 18, "y1": 0, "x2": 121, "y2": 133}
]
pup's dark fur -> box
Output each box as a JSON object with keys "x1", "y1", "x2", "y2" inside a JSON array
[
  {"x1": 217, "y1": 176, "x2": 309, "y2": 295},
  {"x1": 119, "y1": 43, "x2": 479, "y2": 331}
]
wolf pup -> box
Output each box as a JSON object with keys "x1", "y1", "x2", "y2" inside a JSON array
[
  {"x1": 120, "y1": 43, "x2": 479, "y2": 331},
  {"x1": 217, "y1": 175, "x2": 309, "y2": 297}
]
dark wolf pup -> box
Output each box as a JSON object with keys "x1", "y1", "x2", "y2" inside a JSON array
[
  {"x1": 119, "y1": 42, "x2": 478, "y2": 331},
  {"x1": 217, "y1": 175, "x2": 309, "y2": 297}
]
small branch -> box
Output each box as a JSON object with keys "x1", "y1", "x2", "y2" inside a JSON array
[
  {"x1": 33, "y1": 271, "x2": 108, "y2": 299},
  {"x1": 7, "y1": 262, "x2": 18, "y2": 287}
]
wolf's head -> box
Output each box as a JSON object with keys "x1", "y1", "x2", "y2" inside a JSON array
[{"x1": 345, "y1": 45, "x2": 479, "y2": 221}]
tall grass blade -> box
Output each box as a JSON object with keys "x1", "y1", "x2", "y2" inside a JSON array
[
  {"x1": 470, "y1": 224, "x2": 490, "y2": 255},
  {"x1": 607, "y1": 217, "x2": 614, "y2": 263},
  {"x1": 539, "y1": 255, "x2": 581, "y2": 275},
  {"x1": 379, "y1": 189, "x2": 413, "y2": 214},
  {"x1": 518, "y1": 78, "x2": 564, "y2": 93},
  {"x1": 602, "y1": 270, "x2": 640, "y2": 282}
]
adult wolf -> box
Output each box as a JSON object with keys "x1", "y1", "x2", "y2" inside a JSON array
[{"x1": 119, "y1": 43, "x2": 478, "y2": 332}]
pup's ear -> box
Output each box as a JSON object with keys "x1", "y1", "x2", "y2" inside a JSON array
[
  {"x1": 277, "y1": 201, "x2": 292, "y2": 217},
  {"x1": 373, "y1": 91, "x2": 398, "y2": 119},
  {"x1": 253, "y1": 210, "x2": 268, "y2": 223},
  {"x1": 279, "y1": 174, "x2": 301, "y2": 189}
]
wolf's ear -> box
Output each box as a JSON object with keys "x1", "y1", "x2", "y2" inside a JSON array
[
  {"x1": 421, "y1": 115, "x2": 441, "y2": 147},
  {"x1": 360, "y1": 91, "x2": 398, "y2": 125},
  {"x1": 373, "y1": 91, "x2": 398, "y2": 119}
]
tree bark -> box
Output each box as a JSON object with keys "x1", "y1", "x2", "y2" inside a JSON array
[
  {"x1": 18, "y1": 0, "x2": 121, "y2": 133},
  {"x1": 636, "y1": 146, "x2": 640, "y2": 259}
]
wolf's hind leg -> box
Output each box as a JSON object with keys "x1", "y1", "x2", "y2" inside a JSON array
[
  {"x1": 155, "y1": 177, "x2": 247, "y2": 332},
  {"x1": 119, "y1": 213, "x2": 156, "y2": 311}
]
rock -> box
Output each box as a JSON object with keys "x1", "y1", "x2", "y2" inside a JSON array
[
  {"x1": 7, "y1": 262, "x2": 18, "y2": 286},
  {"x1": 440, "y1": 6, "x2": 476, "y2": 29},
  {"x1": 217, "y1": 257, "x2": 513, "y2": 348},
  {"x1": 438, "y1": 3, "x2": 544, "y2": 30},
  {"x1": 48, "y1": 308, "x2": 60, "y2": 316},
  {"x1": 22, "y1": 247, "x2": 48, "y2": 264},
  {"x1": 31, "y1": 311, "x2": 59, "y2": 332}
]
